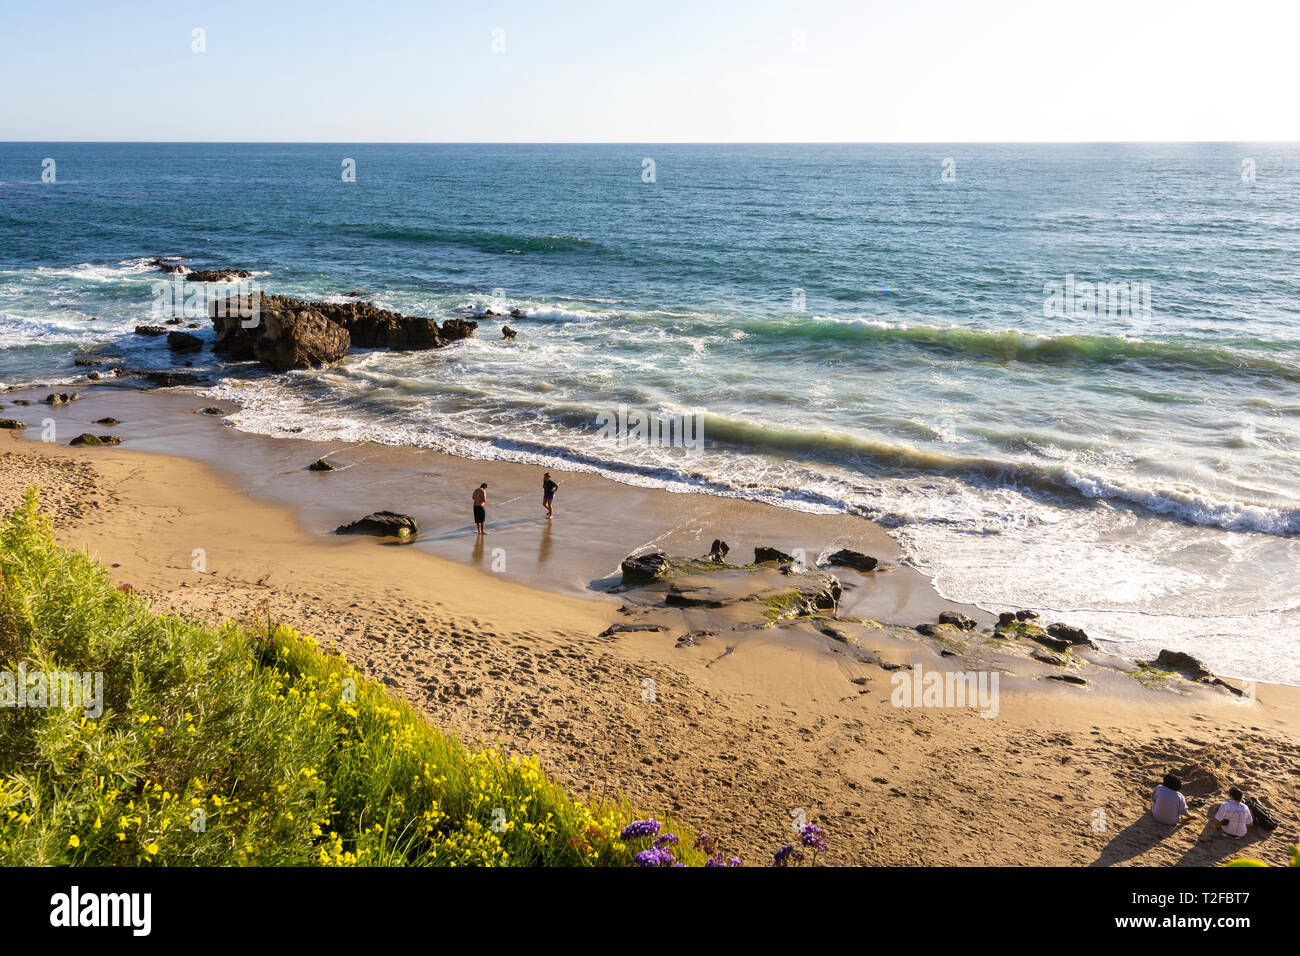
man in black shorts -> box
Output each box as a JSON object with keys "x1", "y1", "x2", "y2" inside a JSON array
[{"x1": 472, "y1": 483, "x2": 487, "y2": 534}]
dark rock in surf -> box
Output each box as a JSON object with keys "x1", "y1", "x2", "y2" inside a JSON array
[
  {"x1": 501, "y1": 325, "x2": 517, "y2": 340},
  {"x1": 134, "y1": 325, "x2": 168, "y2": 337},
  {"x1": 93, "y1": 417, "x2": 119, "y2": 426},
  {"x1": 211, "y1": 294, "x2": 476, "y2": 370},
  {"x1": 131, "y1": 370, "x2": 202, "y2": 388},
  {"x1": 308, "y1": 458, "x2": 335, "y2": 472},
  {"x1": 335, "y1": 511, "x2": 418, "y2": 538},
  {"x1": 167, "y1": 331, "x2": 203, "y2": 353},
  {"x1": 186, "y1": 268, "x2": 252, "y2": 282},
  {"x1": 754, "y1": 546, "x2": 793, "y2": 564},
  {"x1": 0, "y1": 419, "x2": 26, "y2": 430},
  {"x1": 825, "y1": 549, "x2": 879, "y2": 572},
  {"x1": 44, "y1": 392, "x2": 79, "y2": 406},
  {"x1": 254, "y1": 308, "x2": 350, "y2": 373},
  {"x1": 439, "y1": 318, "x2": 477, "y2": 342}
]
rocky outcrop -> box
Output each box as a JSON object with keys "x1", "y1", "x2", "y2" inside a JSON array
[
  {"x1": 706, "y1": 539, "x2": 730, "y2": 562},
  {"x1": 1149, "y1": 649, "x2": 1213, "y2": 680},
  {"x1": 69, "y1": 433, "x2": 122, "y2": 447},
  {"x1": 0, "y1": 419, "x2": 26, "y2": 429},
  {"x1": 167, "y1": 331, "x2": 203, "y2": 353},
  {"x1": 501, "y1": 325, "x2": 517, "y2": 340},
  {"x1": 754, "y1": 546, "x2": 793, "y2": 564},
  {"x1": 134, "y1": 325, "x2": 168, "y2": 337},
  {"x1": 151, "y1": 257, "x2": 188, "y2": 274},
  {"x1": 621, "y1": 551, "x2": 672, "y2": 584},
  {"x1": 186, "y1": 268, "x2": 251, "y2": 282},
  {"x1": 44, "y1": 392, "x2": 79, "y2": 406},
  {"x1": 308, "y1": 458, "x2": 335, "y2": 471},
  {"x1": 211, "y1": 294, "x2": 477, "y2": 371},
  {"x1": 825, "y1": 549, "x2": 879, "y2": 572},
  {"x1": 938, "y1": 611, "x2": 977, "y2": 631},
  {"x1": 1046, "y1": 622, "x2": 1096, "y2": 649},
  {"x1": 335, "y1": 512, "x2": 418, "y2": 538},
  {"x1": 254, "y1": 308, "x2": 351, "y2": 373}
]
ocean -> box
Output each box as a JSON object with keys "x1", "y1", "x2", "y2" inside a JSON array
[{"x1": 1, "y1": 142, "x2": 1298, "y2": 682}]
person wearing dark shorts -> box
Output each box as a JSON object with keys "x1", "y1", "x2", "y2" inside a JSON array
[
  {"x1": 472, "y1": 483, "x2": 487, "y2": 534},
  {"x1": 542, "y1": 472, "x2": 558, "y2": 518}
]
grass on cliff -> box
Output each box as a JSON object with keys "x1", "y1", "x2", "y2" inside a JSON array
[{"x1": 0, "y1": 488, "x2": 705, "y2": 866}]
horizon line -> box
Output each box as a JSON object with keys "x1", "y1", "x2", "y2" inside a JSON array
[{"x1": 3, "y1": 139, "x2": 1298, "y2": 146}]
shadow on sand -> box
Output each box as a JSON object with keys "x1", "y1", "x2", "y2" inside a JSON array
[{"x1": 1092, "y1": 808, "x2": 1270, "y2": 866}]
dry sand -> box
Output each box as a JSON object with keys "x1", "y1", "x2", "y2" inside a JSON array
[{"x1": 2, "y1": 390, "x2": 1298, "y2": 866}]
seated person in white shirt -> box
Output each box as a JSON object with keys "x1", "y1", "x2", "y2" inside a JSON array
[
  {"x1": 1212, "y1": 787, "x2": 1254, "y2": 839},
  {"x1": 1151, "y1": 772, "x2": 1193, "y2": 825}
]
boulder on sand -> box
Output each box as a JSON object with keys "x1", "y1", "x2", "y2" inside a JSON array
[
  {"x1": 69, "y1": 433, "x2": 122, "y2": 447},
  {"x1": 308, "y1": 458, "x2": 335, "y2": 472},
  {"x1": 1149, "y1": 649, "x2": 1213, "y2": 680},
  {"x1": 254, "y1": 308, "x2": 350, "y2": 373},
  {"x1": 1046, "y1": 622, "x2": 1096, "y2": 649},
  {"x1": 938, "y1": 611, "x2": 977, "y2": 631},
  {"x1": 0, "y1": 419, "x2": 27, "y2": 430},
  {"x1": 825, "y1": 548, "x2": 879, "y2": 572},
  {"x1": 44, "y1": 392, "x2": 79, "y2": 406},
  {"x1": 621, "y1": 551, "x2": 672, "y2": 584},
  {"x1": 754, "y1": 546, "x2": 793, "y2": 564},
  {"x1": 706, "y1": 539, "x2": 729, "y2": 562},
  {"x1": 335, "y1": 511, "x2": 418, "y2": 538}
]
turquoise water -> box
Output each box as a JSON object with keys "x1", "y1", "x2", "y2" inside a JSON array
[{"x1": 1, "y1": 143, "x2": 1298, "y2": 681}]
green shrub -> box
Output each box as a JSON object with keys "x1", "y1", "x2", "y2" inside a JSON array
[{"x1": 0, "y1": 487, "x2": 704, "y2": 866}]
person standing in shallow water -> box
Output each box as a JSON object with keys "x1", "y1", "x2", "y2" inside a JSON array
[
  {"x1": 472, "y1": 483, "x2": 487, "y2": 534},
  {"x1": 542, "y1": 472, "x2": 558, "y2": 518}
]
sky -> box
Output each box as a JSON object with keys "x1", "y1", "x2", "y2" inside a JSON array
[{"x1": 1, "y1": 0, "x2": 1296, "y2": 142}]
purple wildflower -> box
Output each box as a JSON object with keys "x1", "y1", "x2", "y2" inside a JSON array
[
  {"x1": 694, "y1": 832, "x2": 717, "y2": 855},
  {"x1": 633, "y1": 846, "x2": 677, "y2": 867},
  {"x1": 800, "y1": 823, "x2": 827, "y2": 851},
  {"x1": 653, "y1": 833, "x2": 679, "y2": 849},
  {"x1": 772, "y1": 844, "x2": 805, "y2": 867},
  {"x1": 620, "y1": 819, "x2": 661, "y2": 841}
]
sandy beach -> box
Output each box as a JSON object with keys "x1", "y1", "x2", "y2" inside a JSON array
[{"x1": 2, "y1": 383, "x2": 1297, "y2": 866}]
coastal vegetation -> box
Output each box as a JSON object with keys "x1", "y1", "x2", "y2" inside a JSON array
[{"x1": 0, "y1": 488, "x2": 725, "y2": 866}]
